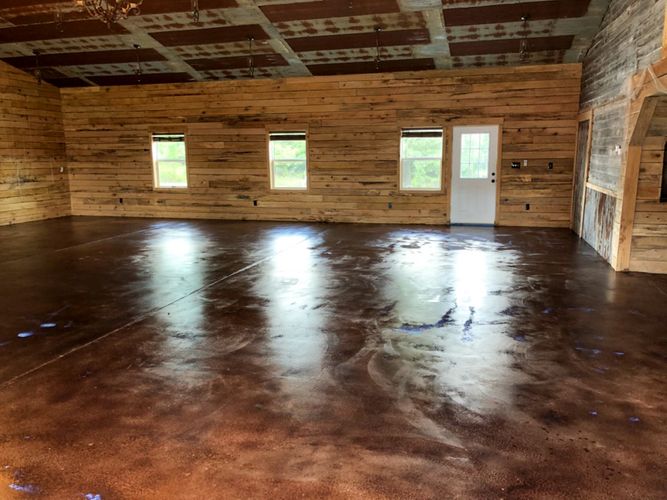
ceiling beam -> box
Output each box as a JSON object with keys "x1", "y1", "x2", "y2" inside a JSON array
[
  {"x1": 228, "y1": 0, "x2": 310, "y2": 78},
  {"x1": 400, "y1": 0, "x2": 451, "y2": 70},
  {"x1": 117, "y1": 18, "x2": 206, "y2": 82}
]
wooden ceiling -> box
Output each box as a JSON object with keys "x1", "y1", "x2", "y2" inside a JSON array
[{"x1": 0, "y1": 0, "x2": 611, "y2": 87}]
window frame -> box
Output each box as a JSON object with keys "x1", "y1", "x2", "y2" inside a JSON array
[
  {"x1": 398, "y1": 128, "x2": 445, "y2": 192},
  {"x1": 151, "y1": 132, "x2": 189, "y2": 190},
  {"x1": 267, "y1": 129, "x2": 310, "y2": 192}
]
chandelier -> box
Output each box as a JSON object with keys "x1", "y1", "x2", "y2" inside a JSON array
[{"x1": 74, "y1": 0, "x2": 143, "y2": 27}]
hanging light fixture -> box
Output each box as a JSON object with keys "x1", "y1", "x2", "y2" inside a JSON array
[
  {"x1": 133, "y1": 43, "x2": 142, "y2": 84},
  {"x1": 374, "y1": 26, "x2": 382, "y2": 71},
  {"x1": 74, "y1": 0, "x2": 143, "y2": 28},
  {"x1": 191, "y1": 0, "x2": 200, "y2": 23},
  {"x1": 33, "y1": 49, "x2": 42, "y2": 85},
  {"x1": 248, "y1": 36, "x2": 255, "y2": 78},
  {"x1": 519, "y1": 15, "x2": 530, "y2": 63}
]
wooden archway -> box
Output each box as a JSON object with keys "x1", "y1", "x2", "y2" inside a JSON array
[{"x1": 616, "y1": 61, "x2": 667, "y2": 271}]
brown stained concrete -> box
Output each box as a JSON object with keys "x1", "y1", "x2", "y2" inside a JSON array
[{"x1": 0, "y1": 217, "x2": 665, "y2": 499}]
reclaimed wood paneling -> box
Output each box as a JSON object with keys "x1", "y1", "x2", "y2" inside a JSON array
[
  {"x1": 0, "y1": 60, "x2": 69, "y2": 226},
  {"x1": 579, "y1": 0, "x2": 666, "y2": 265},
  {"x1": 60, "y1": 64, "x2": 581, "y2": 227},
  {"x1": 630, "y1": 99, "x2": 667, "y2": 273},
  {"x1": 582, "y1": 187, "x2": 617, "y2": 262},
  {"x1": 580, "y1": 0, "x2": 665, "y2": 109},
  {"x1": 588, "y1": 103, "x2": 626, "y2": 192}
]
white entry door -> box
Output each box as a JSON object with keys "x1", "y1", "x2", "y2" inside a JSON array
[{"x1": 451, "y1": 125, "x2": 499, "y2": 225}]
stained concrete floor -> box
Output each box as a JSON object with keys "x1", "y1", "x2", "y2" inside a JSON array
[{"x1": 0, "y1": 217, "x2": 665, "y2": 499}]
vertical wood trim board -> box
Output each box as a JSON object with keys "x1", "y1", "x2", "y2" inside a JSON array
[
  {"x1": 60, "y1": 64, "x2": 581, "y2": 227},
  {"x1": 571, "y1": 110, "x2": 594, "y2": 236},
  {"x1": 663, "y1": 0, "x2": 667, "y2": 59},
  {"x1": 617, "y1": 97, "x2": 659, "y2": 270}
]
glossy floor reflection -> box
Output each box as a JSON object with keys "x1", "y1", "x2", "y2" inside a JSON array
[{"x1": 0, "y1": 217, "x2": 665, "y2": 498}]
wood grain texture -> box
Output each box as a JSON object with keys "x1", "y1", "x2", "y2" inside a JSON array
[
  {"x1": 0, "y1": 60, "x2": 69, "y2": 226},
  {"x1": 663, "y1": 0, "x2": 667, "y2": 59},
  {"x1": 580, "y1": 0, "x2": 665, "y2": 109},
  {"x1": 629, "y1": 99, "x2": 667, "y2": 272},
  {"x1": 571, "y1": 114, "x2": 592, "y2": 236},
  {"x1": 60, "y1": 64, "x2": 581, "y2": 227},
  {"x1": 578, "y1": 0, "x2": 666, "y2": 267},
  {"x1": 582, "y1": 186, "x2": 617, "y2": 262}
]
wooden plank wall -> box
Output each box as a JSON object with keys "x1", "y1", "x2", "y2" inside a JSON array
[
  {"x1": 578, "y1": 0, "x2": 666, "y2": 264},
  {"x1": 60, "y1": 64, "x2": 581, "y2": 227},
  {"x1": 588, "y1": 103, "x2": 626, "y2": 193},
  {"x1": 580, "y1": 0, "x2": 665, "y2": 109},
  {"x1": 630, "y1": 99, "x2": 667, "y2": 272},
  {"x1": 0, "y1": 61, "x2": 69, "y2": 226}
]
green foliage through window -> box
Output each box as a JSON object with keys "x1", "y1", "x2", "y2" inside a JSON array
[
  {"x1": 400, "y1": 129, "x2": 443, "y2": 190},
  {"x1": 270, "y1": 133, "x2": 307, "y2": 189},
  {"x1": 152, "y1": 134, "x2": 187, "y2": 188}
]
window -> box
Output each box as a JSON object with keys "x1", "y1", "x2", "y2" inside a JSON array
[
  {"x1": 400, "y1": 128, "x2": 443, "y2": 191},
  {"x1": 269, "y1": 131, "x2": 308, "y2": 190},
  {"x1": 152, "y1": 133, "x2": 188, "y2": 188},
  {"x1": 460, "y1": 132, "x2": 491, "y2": 179}
]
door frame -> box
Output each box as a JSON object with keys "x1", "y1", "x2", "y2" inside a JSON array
[
  {"x1": 570, "y1": 109, "x2": 594, "y2": 236},
  {"x1": 447, "y1": 118, "x2": 503, "y2": 225}
]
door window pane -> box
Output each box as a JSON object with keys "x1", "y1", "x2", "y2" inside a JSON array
[{"x1": 460, "y1": 133, "x2": 490, "y2": 179}]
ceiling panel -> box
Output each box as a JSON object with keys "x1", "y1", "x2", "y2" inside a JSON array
[
  {"x1": 149, "y1": 24, "x2": 270, "y2": 46},
  {"x1": 308, "y1": 57, "x2": 435, "y2": 76},
  {"x1": 3, "y1": 48, "x2": 165, "y2": 68},
  {"x1": 260, "y1": 0, "x2": 400, "y2": 23},
  {"x1": 450, "y1": 36, "x2": 575, "y2": 57},
  {"x1": 0, "y1": 19, "x2": 128, "y2": 43},
  {"x1": 272, "y1": 11, "x2": 426, "y2": 38},
  {"x1": 139, "y1": 0, "x2": 238, "y2": 15},
  {"x1": 0, "y1": 0, "x2": 611, "y2": 87},
  {"x1": 286, "y1": 28, "x2": 430, "y2": 52},
  {"x1": 0, "y1": 0, "x2": 62, "y2": 8},
  {"x1": 443, "y1": 0, "x2": 592, "y2": 27},
  {"x1": 187, "y1": 52, "x2": 287, "y2": 70}
]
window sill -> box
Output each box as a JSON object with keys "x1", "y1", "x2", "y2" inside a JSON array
[
  {"x1": 153, "y1": 187, "x2": 189, "y2": 192},
  {"x1": 270, "y1": 187, "x2": 309, "y2": 193},
  {"x1": 399, "y1": 188, "x2": 444, "y2": 194}
]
